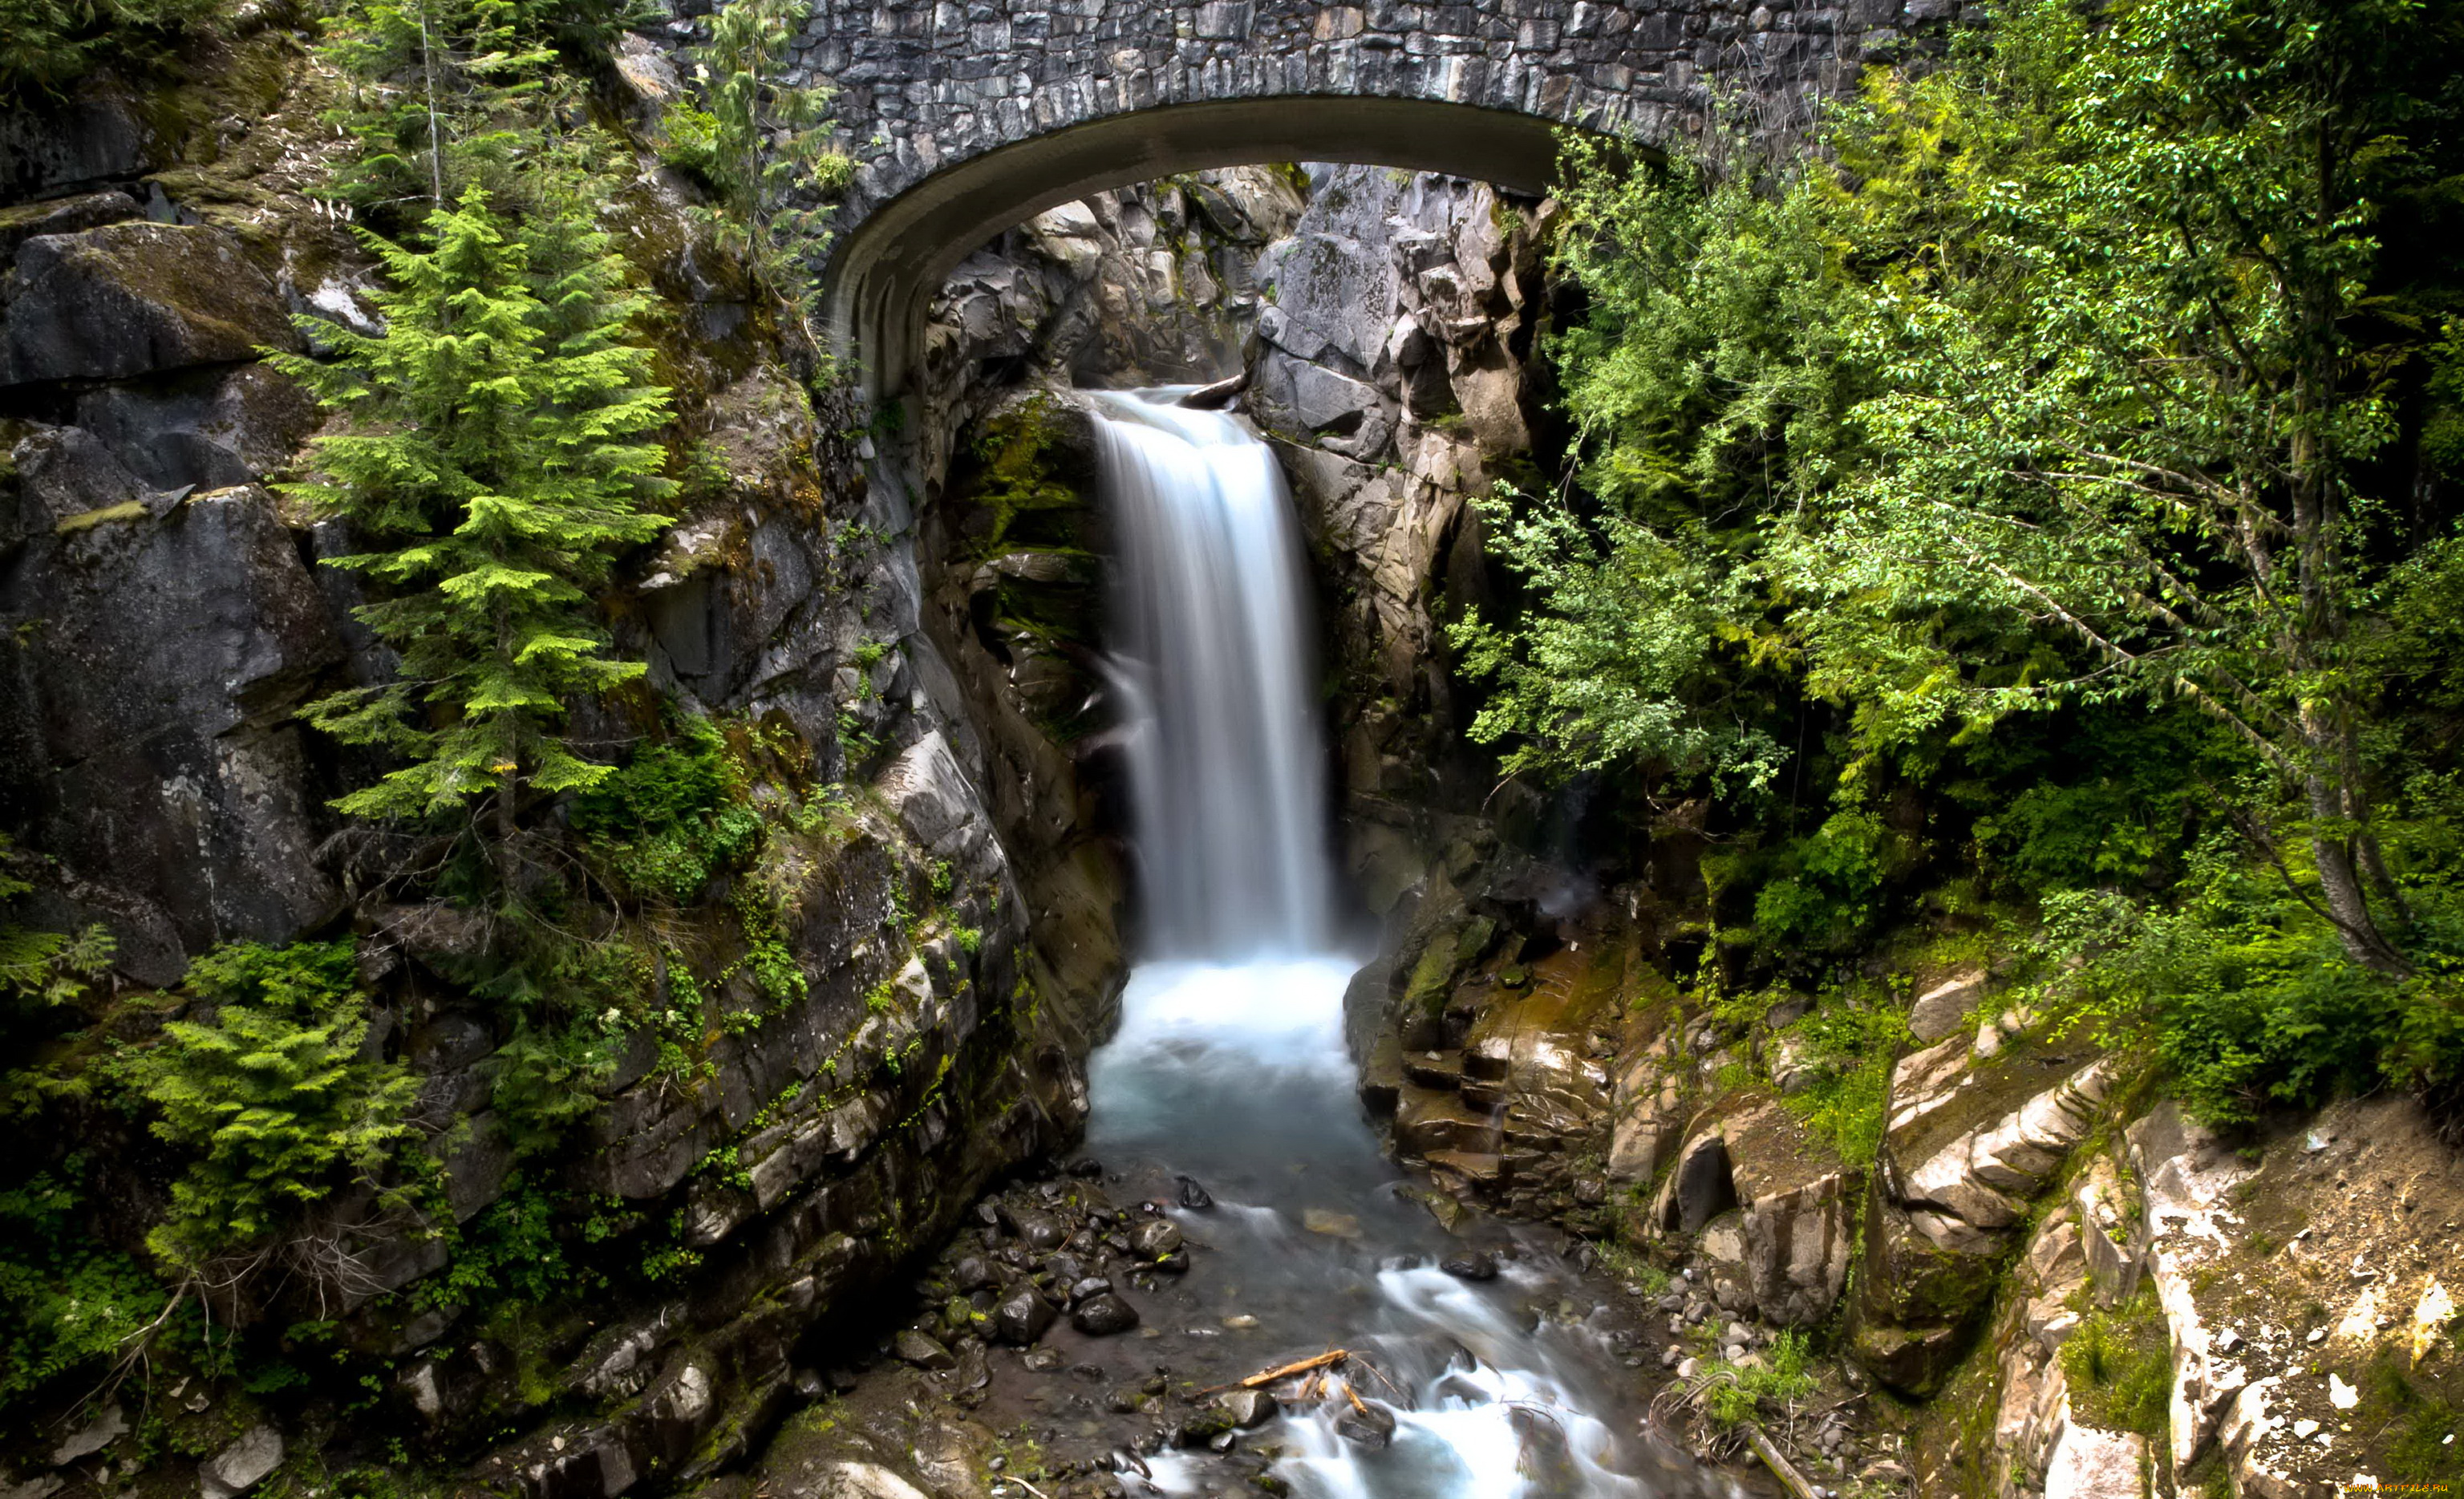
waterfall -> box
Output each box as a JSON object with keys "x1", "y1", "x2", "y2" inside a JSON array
[
  {"x1": 1094, "y1": 393, "x2": 1331, "y2": 956},
  {"x1": 1079, "y1": 391, "x2": 1712, "y2": 1499}
]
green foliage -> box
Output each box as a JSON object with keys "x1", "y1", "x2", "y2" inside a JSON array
[
  {"x1": 1, "y1": 840, "x2": 117, "y2": 1109},
  {"x1": 0, "y1": 1167, "x2": 168, "y2": 1408},
  {"x1": 2033, "y1": 848, "x2": 2464, "y2": 1126},
  {"x1": 1700, "y1": 1329, "x2": 1817, "y2": 1429},
  {"x1": 1777, "y1": 999, "x2": 1909, "y2": 1166},
  {"x1": 1749, "y1": 811, "x2": 1907, "y2": 954},
  {"x1": 417, "y1": 1174, "x2": 578, "y2": 1311},
  {"x1": 2360, "y1": 1351, "x2": 2464, "y2": 1485},
  {"x1": 274, "y1": 183, "x2": 674, "y2": 887},
  {"x1": 132, "y1": 942, "x2": 419, "y2": 1272},
  {"x1": 1485, "y1": 0, "x2": 2464, "y2": 1089},
  {"x1": 318, "y1": 0, "x2": 643, "y2": 222},
  {"x1": 0, "y1": 0, "x2": 221, "y2": 95},
  {"x1": 660, "y1": 0, "x2": 849, "y2": 336},
  {"x1": 2060, "y1": 1288, "x2": 2173, "y2": 1436},
  {"x1": 570, "y1": 715, "x2": 761, "y2": 905},
  {"x1": 485, "y1": 1018, "x2": 620, "y2": 1157}
]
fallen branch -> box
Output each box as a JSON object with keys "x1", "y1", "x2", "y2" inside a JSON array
[
  {"x1": 1743, "y1": 1424, "x2": 1821, "y2": 1499},
  {"x1": 1201, "y1": 1348, "x2": 1351, "y2": 1394}
]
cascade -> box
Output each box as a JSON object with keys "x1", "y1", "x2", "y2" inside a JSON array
[{"x1": 1080, "y1": 391, "x2": 1727, "y2": 1498}]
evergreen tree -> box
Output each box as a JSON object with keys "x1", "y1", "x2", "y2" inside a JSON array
[{"x1": 273, "y1": 184, "x2": 675, "y2": 892}]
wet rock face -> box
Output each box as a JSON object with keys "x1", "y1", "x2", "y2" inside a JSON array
[
  {"x1": 1250, "y1": 166, "x2": 1553, "y2": 854},
  {"x1": 0, "y1": 485, "x2": 342, "y2": 981}
]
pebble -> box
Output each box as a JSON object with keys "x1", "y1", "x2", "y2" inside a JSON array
[{"x1": 1177, "y1": 1175, "x2": 1215, "y2": 1209}]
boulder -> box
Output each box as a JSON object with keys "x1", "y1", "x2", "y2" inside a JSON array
[
  {"x1": 0, "y1": 189, "x2": 140, "y2": 263},
  {"x1": 891, "y1": 1331, "x2": 954, "y2": 1371},
  {"x1": 74, "y1": 363, "x2": 319, "y2": 492},
  {"x1": 1, "y1": 223, "x2": 302, "y2": 387},
  {"x1": 991, "y1": 1287, "x2": 1056, "y2": 1346},
  {"x1": 1217, "y1": 1389, "x2": 1278, "y2": 1428},
  {"x1": 2040, "y1": 1419, "x2": 2145, "y2": 1499},
  {"x1": 1070, "y1": 1292, "x2": 1140, "y2": 1336},
  {"x1": 1656, "y1": 1099, "x2": 1855, "y2": 1326},
  {"x1": 0, "y1": 485, "x2": 343, "y2": 980},
  {"x1": 1907, "y1": 970, "x2": 1988, "y2": 1043},
  {"x1": 0, "y1": 86, "x2": 161, "y2": 202},
  {"x1": 198, "y1": 1426, "x2": 283, "y2": 1499}
]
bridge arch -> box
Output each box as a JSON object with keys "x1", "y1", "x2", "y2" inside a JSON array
[{"x1": 797, "y1": 1, "x2": 1923, "y2": 397}]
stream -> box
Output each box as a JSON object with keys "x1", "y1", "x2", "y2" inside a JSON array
[{"x1": 1078, "y1": 392, "x2": 1737, "y2": 1498}]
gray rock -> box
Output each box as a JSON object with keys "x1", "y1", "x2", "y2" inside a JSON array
[
  {"x1": 1218, "y1": 1388, "x2": 1278, "y2": 1428},
  {"x1": 999, "y1": 1205, "x2": 1066, "y2": 1251},
  {"x1": 198, "y1": 1425, "x2": 283, "y2": 1499},
  {"x1": 1333, "y1": 1396, "x2": 1396, "y2": 1449},
  {"x1": 1, "y1": 223, "x2": 303, "y2": 387},
  {"x1": 47, "y1": 1404, "x2": 126, "y2": 1465},
  {"x1": 74, "y1": 363, "x2": 318, "y2": 492},
  {"x1": 1070, "y1": 1292, "x2": 1140, "y2": 1336},
  {"x1": 0, "y1": 87, "x2": 160, "y2": 202},
  {"x1": 0, "y1": 190, "x2": 140, "y2": 263},
  {"x1": 1253, "y1": 350, "x2": 1385, "y2": 436},
  {"x1": 0, "y1": 485, "x2": 343, "y2": 980},
  {"x1": 1129, "y1": 1218, "x2": 1184, "y2": 1259},
  {"x1": 950, "y1": 1253, "x2": 1001, "y2": 1292},
  {"x1": 1908, "y1": 970, "x2": 1988, "y2": 1043},
  {"x1": 1441, "y1": 1251, "x2": 1498, "y2": 1281},
  {"x1": 992, "y1": 1287, "x2": 1056, "y2": 1345},
  {"x1": 892, "y1": 1330, "x2": 956, "y2": 1371}
]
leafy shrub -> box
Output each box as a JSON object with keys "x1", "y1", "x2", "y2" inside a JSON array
[
  {"x1": 134, "y1": 942, "x2": 419, "y2": 1271},
  {"x1": 2037, "y1": 849, "x2": 2464, "y2": 1127},
  {"x1": 1700, "y1": 1329, "x2": 1816, "y2": 1429},
  {"x1": 0, "y1": 1167, "x2": 166, "y2": 1408},
  {"x1": 1750, "y1": 810, "x2": 1910, "y2": 955},
  {"x1": 1779, "y1": 1000, "x2": 1908, "y2": 1166},
  {"x1": 571, "y1": 715, "x2": 762, "y2": 905}
]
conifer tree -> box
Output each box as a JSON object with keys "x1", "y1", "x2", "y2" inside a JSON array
[{"x1": 273, "y1": 184, "x2": 675, "y2": 892}]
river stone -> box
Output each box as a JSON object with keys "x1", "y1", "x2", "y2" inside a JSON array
[
  {"x1": 1002, "y1": 1206, "x2": 1066, "y2": 1250},
  {"x1": 892, "y1": 1330, "x2": 954, "y2": 1371},
  {"x1": 1067, "y1": 1276, "x2": 1112, "y2": 1305},
  {"x1": 1071, "y1": 1292, "x2": 1141, "y2": 1336},
  {"x1": 992, "y1": 1287, "x2": 1056, "y2": 1345},
  {"x1": 1130, "y1": 1218, "x2": 1184, "y2": 1259},
  {"x1": 0, "y1": 223, "x2": 302, "y2": 387},
  {"x1": 1177, "y1": 1175, "x2": 1214, "y2": 1209},
  {"x1": 950, "y1": 1253, "x2": 1001, "y2": 1292},
  {"x1": 1441, "y1": 1251, "x2": 1498, "y2": 1281},
  {"x1": 1333, "y1": 1397, "x2": 1396, "y2": 1449},
  {"x1": 1218, "y1": 1389, "x2": 1278, "y2": 1428}
]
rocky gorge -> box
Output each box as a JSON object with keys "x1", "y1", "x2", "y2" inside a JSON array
[{"x1": 6, "y1": 5, "x2": 2464, "y2": 1499}]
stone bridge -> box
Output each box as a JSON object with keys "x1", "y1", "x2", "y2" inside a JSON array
[{"x1": 792, "y1": 0, "x2": 1956, "y2": 397}]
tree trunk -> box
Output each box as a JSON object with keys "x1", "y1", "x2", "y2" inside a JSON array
[{"x1": 2303, "y1": 755, "x2": 2411, "y2": 976}]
